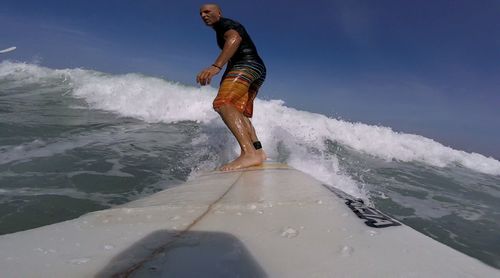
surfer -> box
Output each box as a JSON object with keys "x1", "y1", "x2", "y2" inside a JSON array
[{"x1": 197, "y1": 4, "x2": 267, "y2": 171}]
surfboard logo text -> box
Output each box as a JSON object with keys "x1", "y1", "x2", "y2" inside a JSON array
[{"x1": 323, "y1": 185, "x2": 401, "y2": 228}]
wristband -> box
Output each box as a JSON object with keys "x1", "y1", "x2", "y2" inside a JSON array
[{"x1": 212, "y1": 64, "x2": 222, "y2": 70}]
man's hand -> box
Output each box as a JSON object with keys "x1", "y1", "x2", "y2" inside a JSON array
[{"x1": 196, "y1": 66, "x2": 221, "y2": 86}]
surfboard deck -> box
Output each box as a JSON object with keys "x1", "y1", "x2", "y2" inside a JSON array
[{"x1": 0, "y1": 162, "x2": 497, "y2": 277}]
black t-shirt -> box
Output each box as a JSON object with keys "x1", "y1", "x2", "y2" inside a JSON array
[{"x1": 213, "y1": 17, "x2": 264, "y2": 65}]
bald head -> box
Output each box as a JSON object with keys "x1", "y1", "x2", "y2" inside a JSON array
[
  {"x1": 200, "y1": 4, "x2": 222, "y2": 26},
  {"x1": 200, "y1": 3, "x2": 221, "y2": 13}
]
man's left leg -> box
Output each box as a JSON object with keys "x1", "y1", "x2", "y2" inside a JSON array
[{"x1": 215, "y1": 103, "x2": 265, "y2": 171}]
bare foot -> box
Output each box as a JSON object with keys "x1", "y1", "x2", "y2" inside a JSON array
[{"x1": 220, "y1": 151, "x2": 265, "y2": 171}]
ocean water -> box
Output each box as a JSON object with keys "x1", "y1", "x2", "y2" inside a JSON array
[{"x1": 0, "y1": 61, "x2": 499, "y2": 269}]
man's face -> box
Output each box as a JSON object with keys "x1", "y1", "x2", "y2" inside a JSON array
[{"x1": 200, "y1": 5, "x2": 221, "y2": 26}]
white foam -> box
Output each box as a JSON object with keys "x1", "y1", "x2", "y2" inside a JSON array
[
  {"x1": 0, "y1": 61, "x2": 66, "y2": 85},
  {"x1": 0, "y1": 138, "x2": 92, "y2": 165},
  {"x1": 2, "y1": 61, "x2": 499, "y2": 189},
  {"x1": 67, "y1": 68, "x2": 218, "y2": 124}
]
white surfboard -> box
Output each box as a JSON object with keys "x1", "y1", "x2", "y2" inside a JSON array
[
  {"x1": 0, "y1": 46, "x2": 16, "y2": 54},
  {"x1": 0, "y1": 163, "x2": 497, "y2": 277}
]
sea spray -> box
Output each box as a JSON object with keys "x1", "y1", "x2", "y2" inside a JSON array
[{"x1": 5, "y1": 61, "x2": 498, "y2": 176}]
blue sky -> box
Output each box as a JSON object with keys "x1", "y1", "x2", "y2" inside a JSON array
[{"x1": 1, "y1": 0, "x2": 499, "y2": 159}]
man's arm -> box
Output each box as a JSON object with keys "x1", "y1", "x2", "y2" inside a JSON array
[
  {"x1": 213, "y1": 29, "x2": 242, "y2": 68},
  {"x1": 197, "y1": 29, "x2": 242, "y2": 86}
]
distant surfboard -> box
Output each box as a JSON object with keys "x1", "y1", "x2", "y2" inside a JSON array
[{"x1": 0, "y1": 46, "x2": 16, "y2": 54}]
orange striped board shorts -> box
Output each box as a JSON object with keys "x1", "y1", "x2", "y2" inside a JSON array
[{"x1": 213, "y1": 62, "x2": 266, "y2": 118}]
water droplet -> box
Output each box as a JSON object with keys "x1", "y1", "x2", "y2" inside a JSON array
[
  {"x1": 280, "y1": 227, "x2": 299, "y2": 238},
  {"x1": 69, "y1": 258, "x2": 90, "y2": 265},
  {"x1": 104, "y1": 245, "x2": 114, "y2": 250},
  {"x1": 340, "y1": 246, "x2": 354, "y2": 257},
  {"x1": 366, "y1": 230, "x2": 378, "y2": 236}
]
